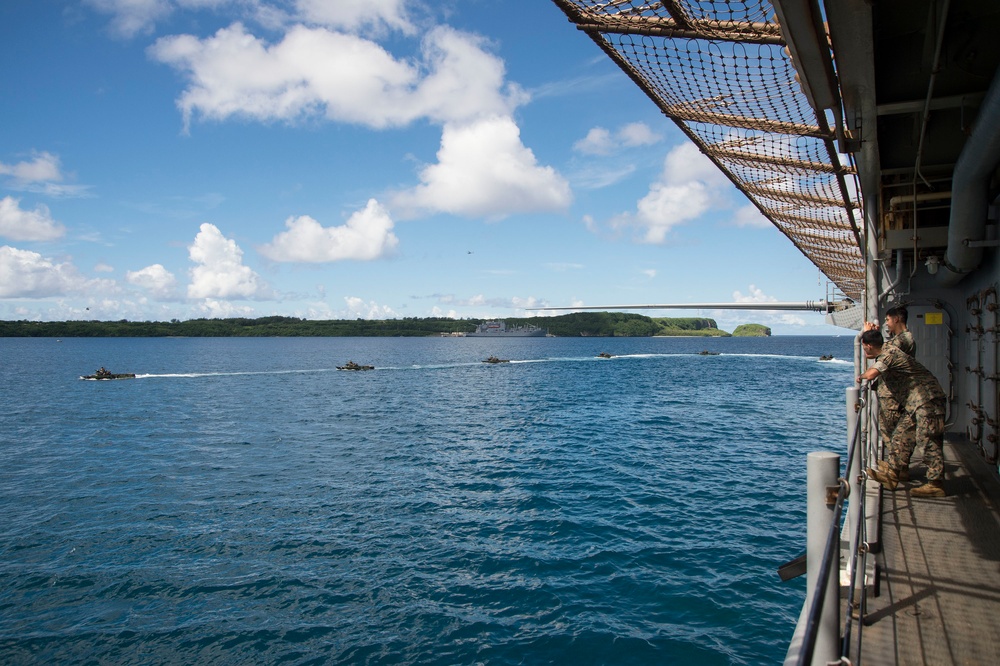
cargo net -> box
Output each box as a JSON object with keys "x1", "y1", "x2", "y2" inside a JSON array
[{"x1": 552, "y1": 0, "x2": 865, "y2": 301}]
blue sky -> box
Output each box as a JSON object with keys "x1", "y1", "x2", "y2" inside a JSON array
[{"x1": 0, "y1": 0, "x2": 845, "y2": 334}]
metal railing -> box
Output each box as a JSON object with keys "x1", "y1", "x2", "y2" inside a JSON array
[{"x1": 785, "y1": 383, "x2": 873, "y2": 665}]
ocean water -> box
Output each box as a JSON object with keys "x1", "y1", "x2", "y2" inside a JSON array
[{"x1": 0, "y1": 335, "x2": 856, "y2": 665}]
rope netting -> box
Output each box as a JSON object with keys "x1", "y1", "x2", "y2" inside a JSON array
[{"x1": 552, "y1": 0, "x2": 865, "y2": 301}]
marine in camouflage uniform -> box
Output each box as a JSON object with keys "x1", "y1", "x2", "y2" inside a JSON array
[
  {"x1": 859, "y1": 329, "x2": 946, "y2": 497},
  {"x1": 876, "y1": 327, "x2": 916, "y2": 472}
]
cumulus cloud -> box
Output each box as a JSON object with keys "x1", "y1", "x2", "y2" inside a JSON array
[
  {"x1": 149, "y1": 23, "x2": 525, "y2": 131},
  {"x1": 730, "y1": 284, "x2": 806, "y2": 326},
  {"x1": 391, "y1": 116, "x2": 571, "y2": 219},
  {"x1": 197, "y1": 298, "x2": 256, "y2": 318},
  {"x1": 343, "y1": 296, "x2": 398, "y2": 319},
  {"x1": 608, "y1": 142, "x2": 727, "y2": 244},
  {"x1": 0, "y1": 197, "x2": 66, "y2": 241},
  {"x1": 127, "y1": 263, "x2": 179, "y2": 298},
  {"x1": 0, "y1": 152, "x2": 87, "y2": 197},
  {"x1": 259, "y1": 199, "x2": 399, "y2": 262},
  {"x1": 733, "y1": 284, "x2": 778, "y2": 305},
  {"x1": 0, "y1": 246, "x2": 99, "y2": 298},
  {"x1": 295, "y1": 0, "x2": 412, "y2": 35},
  {"x1": 187, "y1": 223, "x2": 270, "y2": 299},
  {"x1": 574, "y1": 122, "x2": 661, "y2": 155}
]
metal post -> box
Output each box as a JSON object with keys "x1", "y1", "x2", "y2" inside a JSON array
[
  {"x1": 845, "y1": 385, "x2": 861, "y2": 569},
  {"x1": 807, "y1": 451, "x2": 840, "y2": 665}
]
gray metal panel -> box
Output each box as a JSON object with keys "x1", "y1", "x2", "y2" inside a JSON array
[
  {"x1": 884, "y1": 226, "x2": 950, "y2": 250},
  {"x1": 907, "y1": 305, "x2": 953, "y2": 416}
]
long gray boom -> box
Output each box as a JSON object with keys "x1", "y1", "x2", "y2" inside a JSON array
[{"x1": 529, "y1": 300, "x2": 843, "y2": 313}]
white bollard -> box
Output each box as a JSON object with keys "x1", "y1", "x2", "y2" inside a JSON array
[{"x1": 807, "y1": 450, "x2": 841, "y2": 665}]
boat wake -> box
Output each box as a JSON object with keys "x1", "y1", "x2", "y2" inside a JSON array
[{"x1": 103, "y1": 352, "x2": 852, "y2": 379}]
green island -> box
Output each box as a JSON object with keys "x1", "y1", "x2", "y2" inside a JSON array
[
  {"x1": 731, "y1": 323, "x2": 772, "y2": 337},
  {"x1": 0, "y1": 313, "x2": 770, "y2": 338}
]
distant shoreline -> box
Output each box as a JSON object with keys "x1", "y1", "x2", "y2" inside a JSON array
[{"x1": 0, "y1": 314, "x2": 770, "y2": 338}]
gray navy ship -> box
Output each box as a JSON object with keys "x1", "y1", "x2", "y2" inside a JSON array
[{"x1": 466, "y1": 320, "x2": 547, "y2": 337}]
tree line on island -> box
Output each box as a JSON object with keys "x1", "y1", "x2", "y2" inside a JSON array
[{"x1": 0, "y1": 313, "x2": 771, "y2": 338}]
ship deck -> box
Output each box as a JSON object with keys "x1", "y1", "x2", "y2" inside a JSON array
[{"x1": 855, "y1": 437, "x2": 1000, "y2": 664}]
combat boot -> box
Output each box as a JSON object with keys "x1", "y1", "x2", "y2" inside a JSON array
[
  {"x1": 866, "y1": 466, "x2": 898, "y2": 490},
  {"x1": 877, "y1": 459, "x2": 909, "y2": 483},
  {"x1": 911, "y1": 480, "x2": 945, "y2": 497}
]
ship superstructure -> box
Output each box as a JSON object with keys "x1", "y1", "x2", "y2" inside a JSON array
[
  {"x1": 466, "y1": 320, "x2": 548, "y2": 337},
  {"x1": 550, "y1": 1, "x2": 1000, "y2": 663}
]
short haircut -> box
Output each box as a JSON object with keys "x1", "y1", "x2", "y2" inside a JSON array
[
  {"x1": 885, "y1": 306, "x2": 908, "y2": 323},
  {"x1": 861, "y1": 329, "x2": 884, "y2": 346}
]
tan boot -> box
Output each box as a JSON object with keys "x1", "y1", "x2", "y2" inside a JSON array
[
  {"x1": 911, "y1": 480, "x2": 945, "y2": 497},
  {"x1": 877, "y1": 459, "x2": 910, "y2": 483},
  {"x1": 867, "y1": 466, "x2": 898, "y2": 490}
]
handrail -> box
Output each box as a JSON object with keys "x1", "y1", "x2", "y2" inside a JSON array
[{"x1": 794, "y1": 383, "x2": 869, "y2": 666}]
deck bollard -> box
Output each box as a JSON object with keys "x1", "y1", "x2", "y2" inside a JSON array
[
  {"x1": 845, "y1": 386, "x2": 861, "y2": 582},
  {"x1": 807, "y1": 450, "x2": 841, "y2": 665}
]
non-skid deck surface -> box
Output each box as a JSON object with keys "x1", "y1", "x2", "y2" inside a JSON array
[{"x1": 856, "y1": 439, "x2": 1000, "y2": 665}]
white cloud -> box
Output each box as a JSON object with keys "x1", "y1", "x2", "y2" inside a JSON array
[
  {"x1": 574, "y1": 127, "x2": 614, "y2": 155},
  {"x1": 730, "y1": 284, "x2": 806, "y2": 326},
  {"x1": 127, "y1": 263, "x2": 179, "y2": 298},
  {"x1": 259, "y1": 199, "x2": 399, "y2": 262},
  {"x1": 618, "y1": 122, "x2": 661, "y2": 147},
  {"x1": 0, "y1": 246, "x2": 107, "y2": 298},
  {"x1": 0, "y1": 152, "x2": 87, "y2": 197},
  {"x1": 85, "y1": 0, "x2": 235, "y2": 38},
  {"x1": 430, "y1": 306, "x2": 460, "y2": 318},
  {"x1": 88, "y1": 0, "x2": 413, "y2": 38},
  {"x1": 295, "y1": 0, "x2": 412, "y2": 35},
  {"x1": 733, "y1": 284, "x2": 777, "y2": 304},
  {"x1": 95, "y1": 262, "x2": 115, "y2": 273},
  {"x1": 343, "y1": 296, "x2": 398, "y2": 319},
  {"x1": 150, "y1": 23, "x2": 525, "y2": 131},
  {"x1": 0, "y1": 197, "x2": 66, "y2": 241},
  {"x1": 187, "y1": 223, "x2": 270, "y2": 299},
  {"x1": 391, "y1": 116, "x2": 571, "y2": 219},
  {"x1": 608, "y1": 142, "x2": 726, "y2": 244},
  {"x1": 0, "y1": 151, "x2": 63, "y2": 182},
  {"x1": 574, "y1": 122, "x2": 661, "y2": 155},
  {"x1": 197, "y1": 298, "x2": 256, "y2": 318},
  {"x1": 85, "y1": 0, "x2": 174, "y2": 38},
  {"x1": 732, "y1": 203, "x2": 772, "y2": 228}
]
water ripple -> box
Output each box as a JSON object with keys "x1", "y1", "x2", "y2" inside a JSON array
[{"x1": 0, "y1": 336, "x2": 853, "y2": 664}]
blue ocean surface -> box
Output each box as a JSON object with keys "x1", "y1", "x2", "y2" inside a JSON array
[{"x1": 0, "y1": 335, "x2": 856, "y2": 665}]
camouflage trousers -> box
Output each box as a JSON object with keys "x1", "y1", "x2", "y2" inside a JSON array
[
  {"x1": 880, "y1": 406, "x2": 916, "y2": 470},
  {"x1": 897, "y1": 398, "x2": 946, "y2": 481}
]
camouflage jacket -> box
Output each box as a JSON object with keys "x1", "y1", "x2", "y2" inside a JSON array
[
  {"x1": 876, "y1": 329, "x2": 916, "y2": 407},
  {"x1": 873, "y1": 345, "x2": 945, "y2": 411}
]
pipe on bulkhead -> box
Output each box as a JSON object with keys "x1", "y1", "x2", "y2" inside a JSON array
[
  {"x1": 878, "y1": 249, "x2": 906, "y2": 301},
  {"x1": 937, "y1": 66, "x2": 1000, "y2": 286}
]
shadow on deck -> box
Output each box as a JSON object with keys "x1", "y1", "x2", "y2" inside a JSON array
[{"x1": 855, "y1": 437, "x2": 1000, "y2": 665}]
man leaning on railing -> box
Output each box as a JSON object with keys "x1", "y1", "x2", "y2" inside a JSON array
[{"x1": 857, "y1": 328, "x2": 947, "y2": 497}]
